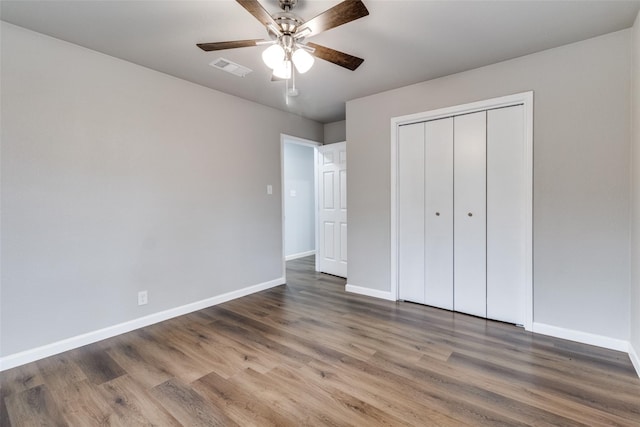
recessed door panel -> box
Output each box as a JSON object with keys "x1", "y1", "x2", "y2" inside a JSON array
[
  {"x1": 398, "y1": 122, "x2": 426, "y2": 303},
  {"x1": 340, "y1": 169, "x2": 347, "y2": 210},
  {"x1": 323, "y1": 221, "x2": 335, "y2": 260},
  {"x1": 487, "y1": 105, "x2": 526, "y2": 324},
  {"x1": 454, "y1": 111, "x2": 487, "y2": 318},
  {"x1": 323, "y1": 171, "x2": 335, "y2": 210},
  {"x1": 424, "y1": 117, "x2": 454, "y2": 310}
]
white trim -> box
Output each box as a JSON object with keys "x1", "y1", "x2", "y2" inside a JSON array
[
  {"x1": 629, "y1": 343, "x2": 640, "y2": 378},
  {"x1": 0, "y1": 277, "x2": 285, "y2": 371},
  {"x1": 285, "y1": 250, "x2": 316, "y2": 261},
  {"x1": 345, "y1": 283, "x2": 395, "y2": 301},
  {"x1": 390, "y1": 91, "x2": 534, "y2": 331},
  {"x1": 532, "y1": 322, "x2": 629, "y2": 352}
]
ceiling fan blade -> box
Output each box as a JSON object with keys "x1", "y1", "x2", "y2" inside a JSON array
[
  {"x1": 301, "y1": 0, "x2": 369, "y2": 37},
  {"x1": 307, "y1": 42, "x2": 364, "y2": 71},
  {"x1": 236, "y1": 0, "x2": 280, "y2": 29},
  {"x1": 197, "y1": 39, "x2": 263, "y2": 51}
]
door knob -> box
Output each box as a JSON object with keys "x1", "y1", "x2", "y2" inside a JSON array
[
  {"x1": 468, "y1": 212, "x2": 473, "y2": 217},
  {"x1": 435, "y1": 212, "x2": 440, "y2": 216}
]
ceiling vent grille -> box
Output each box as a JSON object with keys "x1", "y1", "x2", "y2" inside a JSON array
[{"x1": 209, "y1": 58, "x2": 252, "y2": 77}]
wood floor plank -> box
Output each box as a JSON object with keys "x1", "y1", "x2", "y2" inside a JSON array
[
  {"x1": 98, "y1": 375, "x2": 182, "y2": 426},
  {"x1": 265, "y1": 363, "x2": 412, "y2": 426},
  {"x1": 151, "y1": 378, "x2": 239, "y2": 427},
  {"x1": 49, "y1": 379, "x2": 113, "y2": 426},
  {"x1": 70, "y1": 346, "x2": 126, "y2": 385},
  {"x1": 447, "y1": 350, "x2": 640, "y2": 423},
  {"x1": 416, "y1": 352, "x2": 636, "y2": 426},
  {"x1": 154, "y1": 314, "x2": 281, "y2": 377},
  {"x1": 36, "y1": 354, "x2": 88, "y2": 393},
  {"x1": 126, "y1": 326, "x2": 214, "y2": 383},
  {"x1": 193, "y1": 370, "x2": 299, "y2": 427},
  {"x1": 0, "y1": 364, "x2": 46, "y2": 427},
  {"x1": 2, "y1": 255, "x2": 639, "y2": 426},
  {"x1": 371, "y1": 349, "x2": 583, "y2": 426},
  {"x1": 298, "y1": 358, "x2": 471, "y2": 427},
  {"x1": 5, "y1": 384, "x2": 68, "y2": 427},
  {"x1": 229, "y1": 367, "x2": 349, "y2": 426},
  {"x1": 104, "y1": 336, "x2": 174, "y2": 389}
]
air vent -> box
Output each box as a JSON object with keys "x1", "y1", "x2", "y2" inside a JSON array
[{"x1": 209, "y1": 58, "x2": 252, "y2": 77}]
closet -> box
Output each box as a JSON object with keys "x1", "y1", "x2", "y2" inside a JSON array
[{"x1": 397, "y1": 103, "x2": 528, "y2": 325}]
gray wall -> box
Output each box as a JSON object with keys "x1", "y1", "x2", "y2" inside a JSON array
[
  {"x1": 324, "y1": 120, "x2": 346, "y2": 144},
  {"x1": 347, "y1": 30, "x2": 631, "y2": 340},
  {"x1": 631, "y1": 11, "x2": 640, "y2": 359},
  {"x1": 283, "y1": 141, "x2": 315, "y2": 258},
  {"x1": 0, "y1": 23, "x2": 323, "y2": 356}
]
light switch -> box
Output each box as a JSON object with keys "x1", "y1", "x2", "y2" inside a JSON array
[
  {"x1": 290, "y1": 190, "x2": 297, "y2": 197},
  {"x1": 267, "y1": 185, "x2": 273, "y2": 195}
]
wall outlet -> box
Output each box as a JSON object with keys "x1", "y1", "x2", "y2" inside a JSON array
[
  {"x1": 267, "y1": 184, "x2": 273, "y2": 195},
  {"x1": 138, "y1": 290, "x2": 148, "y2": 306}
]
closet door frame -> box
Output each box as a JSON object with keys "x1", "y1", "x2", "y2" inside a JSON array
[{"x1": 390, "y1": 91, "x2": 534, "y2": 331}]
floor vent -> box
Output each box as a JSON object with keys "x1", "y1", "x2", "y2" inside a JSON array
[{"x1": 209, "y1": 58, "x2": 252, "y2": 77}]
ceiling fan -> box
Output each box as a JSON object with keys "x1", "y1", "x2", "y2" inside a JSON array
[{"x1": 197, "y1": 0, "x2": 369, "y2": 81}]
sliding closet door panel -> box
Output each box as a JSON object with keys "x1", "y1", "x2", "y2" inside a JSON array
[
  {"x1": 398, "y1": 123, "x2": 425, "y2": 303},
  {"x1": 454, "y1": 111, "x2": 487, "y2": 318},
  {"x1": 424, "y1": 118, "x2": 454, "y2": 310},
  {"x1": 487, "y1": 105, "x2": 526, "y2": 324}
]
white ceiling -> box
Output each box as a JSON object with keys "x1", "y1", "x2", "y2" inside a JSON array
[{"x1": 2, "y1": 0, "x2": 639, "y2": 123}]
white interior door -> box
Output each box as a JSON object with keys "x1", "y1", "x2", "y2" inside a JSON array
[
  {"x1": 424, "y1": 118, "x2": 454, "y2": 310},
  {"x1": 398, "y1": 123, "x2": 425, "y2": 303},
  {"x1": 453, "y1": 111, "x2": 487, "y2": 318},
  {"x1": 317, "y1": 142, "x2": 347, "y2": 277},
  {"x1": 487, "y1": 105, "x2": 526, "y2": 324}
]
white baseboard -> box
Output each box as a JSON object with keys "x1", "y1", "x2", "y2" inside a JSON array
[
  {"x1": 285, "y1": 250, "x2": 316, "y2": 261},
  {"x1": 532, "y1": 322, "x2": 629, "y2": 352},
  {"x1": 629, "y1": 343, "x2": 640, "y2": 378},
  {"x1": 0, "y1": 277, "x2": 285, "y2": 372},
  {"x1": 345, "y1": 283, "x2": 396, "y2": 301}
]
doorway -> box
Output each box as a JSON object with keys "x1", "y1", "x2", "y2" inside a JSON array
[
  {"x1": 281, "y1": 135, "x2": 348, "y2": 280},
  {"x1": 281, "y1": 135, "x2": 320, "y2": 281}
]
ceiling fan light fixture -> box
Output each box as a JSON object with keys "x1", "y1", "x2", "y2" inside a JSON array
[
  {"x1": 292, "y1": 48, "x2": 314, "y2": 74},
  {"x1": 273, "y1": 60, "x2": 292, "y2": 79},
  {"x1": 262, "y1": 44, "x2": 285, "y2": 69}
]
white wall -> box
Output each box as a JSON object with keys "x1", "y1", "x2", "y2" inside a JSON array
[
  {"x1": 0, "y1": 22, "x2": 323, "y2": 359},
  {"x1": 283, "y1": 141, "x2": 315, "y2": 259},
  {"x1": 347, "y1": 30, "x2": 631, "y2": 342},
  {"x1": 630, "y1": 10, "x2": 640, "y2": 371},
  {"x1": 324, "y1": 120, "x2": 346, "y2": 144}
]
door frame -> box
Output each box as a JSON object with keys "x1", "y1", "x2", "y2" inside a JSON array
[
  {"x1": 389, "y1": 91, "x2": 534, "y2": 331},
  {"x1": 280, "y1": 134, "x2": 321, "y2": 281}
]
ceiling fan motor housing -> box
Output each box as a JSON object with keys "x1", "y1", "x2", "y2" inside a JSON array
[
  {"x1": 279, "y1": 0, "x2": 298, "y2": 11},
  {"x1": 274, "y1": 12, "x2": 304, "y2": 35}
]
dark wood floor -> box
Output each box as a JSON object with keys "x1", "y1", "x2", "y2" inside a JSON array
[{"x1": 2, "y1": 256, "x2": 639, "y2": 426}]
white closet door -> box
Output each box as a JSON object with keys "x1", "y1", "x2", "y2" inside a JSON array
[
  {"x1": 424, "y1": 118, "x2": 454, "y2": 310},
  {"x1": 454, "y1": 111, "x2": 487, "y2": 318},
  {"x1": 487, "y1": 106, "x2": 526, "y2": 324},
  {"x1": 398, "y1": 123, "x2": 425, "y2": 303}
]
